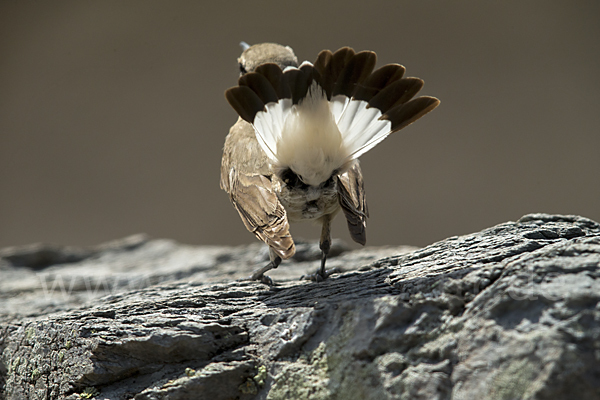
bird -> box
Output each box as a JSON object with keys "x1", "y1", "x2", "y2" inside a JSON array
[{"x1": 221, "y1": 42, "x2": 439, "y2": 284}]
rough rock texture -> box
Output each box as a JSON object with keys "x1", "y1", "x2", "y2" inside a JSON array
[{"x1": 1, "y1": 213, "x2": 600, "y2": 400}]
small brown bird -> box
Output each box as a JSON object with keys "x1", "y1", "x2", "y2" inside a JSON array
[{"x1": 221, "y1": 42, "x2": 439, "y2": 283}]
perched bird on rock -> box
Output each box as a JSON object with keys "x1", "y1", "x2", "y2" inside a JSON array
[{"x1": 221, "y1": 42, "x2": 439, "y2": 283}]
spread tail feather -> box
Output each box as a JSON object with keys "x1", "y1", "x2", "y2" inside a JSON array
[{"x1": 225, "y1": 47, "x2": 440, "y2": 184}]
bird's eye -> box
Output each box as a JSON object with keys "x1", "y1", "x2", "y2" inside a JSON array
[{"x1": 239, "y1": 63, "x2": 247, "y2": 74}]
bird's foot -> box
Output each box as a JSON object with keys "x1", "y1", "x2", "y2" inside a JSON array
[
  {"x1": 301, "y1": 267, "x2": 340, "y2": 282},
  {"x1": 249, "y1": 272, "x2": 274, "y2": 285},
  {"x1": 248, "y1": 259, "x2": 279, "y2": 285}
]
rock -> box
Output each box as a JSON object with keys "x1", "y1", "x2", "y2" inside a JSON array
[{"x1": 1, "y1": 213, "x2": 599, "y2": 399}]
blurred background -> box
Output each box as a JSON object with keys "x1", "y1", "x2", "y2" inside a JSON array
[{"x1": 1, "y1": 1, "x2": 599, "y2": 249}]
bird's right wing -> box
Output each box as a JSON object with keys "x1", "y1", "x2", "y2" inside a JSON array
[
  {"x1": 227, "y1": 170, "x2": 295, "y2": 260},
  {"x1": 337, "y1": 161, "x2": 368, "y2": 246}
]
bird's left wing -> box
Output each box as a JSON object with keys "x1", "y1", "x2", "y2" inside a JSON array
[{"x1": 226, "y1": 169, "x2": 295, "y2": 260}]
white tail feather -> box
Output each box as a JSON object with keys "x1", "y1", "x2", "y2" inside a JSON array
[
  {"x1": 253, "y1": 99, "x2": 293, "y2": 161},
  {"x1": 276, "y1": 83, "x2": 347, "y2": 186},
  {"x1": 329, "y1": 95, "x2": 349, "y2": 123},
  {"x1": 251, "y1": 82, "x2": 392, "y2": 185},
  {"x1": 347, "y1": 123, "x2": 391, "y2": 159},
  {"x1": 330, "y1": 97, "x2": 392, "y2": 159}
]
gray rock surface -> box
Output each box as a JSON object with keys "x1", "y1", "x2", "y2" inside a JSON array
[{"x1": 1, "y1": 213, "x2": 600, "y2": 399}]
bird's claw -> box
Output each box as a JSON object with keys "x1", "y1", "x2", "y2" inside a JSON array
[
  {"x1": 301, "y1": 267, "x2": 340, "y2": 282},
  {"x1": 248, "y1": 271, "x2": 274, "y2": 285}
]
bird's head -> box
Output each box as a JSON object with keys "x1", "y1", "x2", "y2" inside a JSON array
[{"x1": 237, "y1": 42, "x2": 298, "y2": 75}]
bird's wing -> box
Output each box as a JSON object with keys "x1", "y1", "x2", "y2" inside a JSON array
[
  {"x1": 337, "y1": 161, "x2": 368, "y2": 245},
  {"x1": 226, "y1": 169, "x2": 295, "y2": 259}
]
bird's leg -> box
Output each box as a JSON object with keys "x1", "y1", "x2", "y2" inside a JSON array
[
  {"x1": 318, "y1": 215, "x2": 332, "y2": 279},
  {"x1": 250, "y1": 247, "x2": 281, "y2": 285},
  {"x1": 303, "y1": 215, "x2": 339, "y2": 281}
]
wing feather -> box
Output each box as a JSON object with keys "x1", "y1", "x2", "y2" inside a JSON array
[
  {"x1": 229, "y1": 172, "x2": 295, "y2": 259},
  {"x1": 337, "y1": 161, "x2": 368, "y2": 245}
]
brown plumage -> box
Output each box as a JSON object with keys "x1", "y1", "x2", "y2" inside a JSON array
[{"x1": 221, "y1": 43, "x2": 439, "y2": 283}]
